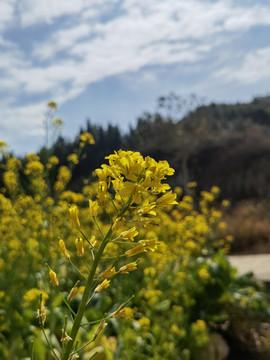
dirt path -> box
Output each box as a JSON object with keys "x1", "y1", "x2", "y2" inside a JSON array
[{"x1": 228, "y1": 254, "x2": 270, "y2": 281}]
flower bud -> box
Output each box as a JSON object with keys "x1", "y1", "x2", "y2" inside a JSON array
[
  {"x1": 59, "y1": 239, "x2": 70, "y2": 259},
  {"x1": 75, "y1": 237, "x2": 84, "y2": 257},
  {"x1": 94, "y1": 279, "x2": 110, "y2": 293},
  {"x1": 69, "y1": 205, "x2": 80, "y2": 227}
]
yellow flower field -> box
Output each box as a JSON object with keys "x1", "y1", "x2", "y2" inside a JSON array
[{"x1": 0, "y1": 126, "x2": 269, "y2": 360}]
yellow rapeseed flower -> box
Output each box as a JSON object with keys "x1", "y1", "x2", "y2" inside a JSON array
[
  {"x1": 52, "y1": 118, "x2": 64, "y2": 128},
  {"x1": 125, "y1": 244, "x2": 146, "y2": 257},
  {"x1": 75, "y1": 237, "x2": 84, "y2": 257},
  {"x1": 156, "y1": 191, "x2": 178, "y2": 206},
  {"x1": 37, "y1": 304, "x2": 47, "y2": 326},
  {"x1": 61, "y1": 331, "x2": 72, "y2": 344},
  {"x1": 222, "y1": 199, "x2": 231, "y2": 208},
  {"x1": 138, "y1": 239, "x2": 158, "y2": 251},
  {"x1": 48, "y1": 156, "x2": 59, "y2": 165},
  {"x1": 80, "y1": 132, "x2": 95, "y2": 144},
  {"x1": 0, "y1": 140, "x2": 7, "y2": 147},
  {"x1": 138, "y1": 317, "x2": 150, "y2": 329},
  {"x1": 110, "y1": 307, "x2": 127, "y2": 318},
  {"x1": 24, "y1": 161, "x2": 44, "y2": 176},
  {"x1": 211, "y1": 186, "x2": 220, "y2": 195},
  {"x1": 198, "y1": 268, "x2": 210, "y2": 280},
  {"x1": 187, "y1": 181, "x2": 197, "y2": 188},
  {"x1": 70, "y1": 353, "x2": 79, "y2": 360},
  {"x1": 3, "y1": 171, "x2": 19, "y2": 192},
  {"x1": 54, "y1": 166, "x2": 71, "y2": 192},
  {"x1": 98, "y1": 265, "x2": 117, "y2": 282},
  {"x1": 59, "y1": 239, "x2": 70, "y2": 260},
  {"x1": 119, "y1": 262, "x2": 138, "y2": 274},
  {"x1": 67, "y1": 153, "x2": 79, "y2": 165},
  {"x1": 46, "y1": 264, "x2": 59, "y2": 287},
  {"x1": 94, "y1": 279, "x2": 110, "y2": 293},
  {"x1": 226, "y1": 235, "x2": 234, "y2": 243},
  {"x1": 95, "y1": 150, "x2": 175, "y2": 205},
  {"x1": 138, "y1": 200, "x2": 156, "y2": 216},
  {"x1": 0, "y1": 141, "x2": 7, "y2": 153},
  {"x1": 47, "y1": 101, "x2": 58, "y2": 110},
  {"x1": 25, "y1": 153, "x2": 40, "y2": 162},
  {"x1": 120, "y1": 227, "x2": 138, "y2": 241},
  {"x1": 23, "y1": 288, "x2": 48, "y2": 307},
  {"x1": 69, "y1": 205, "x2": 80, "y2": 227},
  {"x1": 89, "y1": 199, "x2": 99, "y2": 217},
  {"x1": 112, "y1": 217, "x2": 125, "y2": 231},
  {"x1": 67, "y1": 285, "x2": 78, "y2": 301},
  {"x1": 93, "y1": 320, "x2": 107, "y2": 340},
  {"x1": 110, "y1": 306, "x2": 134, "y2": 320}
]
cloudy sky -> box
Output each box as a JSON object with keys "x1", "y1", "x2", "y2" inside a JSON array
[{"x1": 1, "y1": 0, "x2": 270, "y2": 154}]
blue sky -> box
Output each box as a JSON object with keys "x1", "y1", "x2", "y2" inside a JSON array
[{"x1": 1, "y1": 0, "x2": 270, "y2": 154}]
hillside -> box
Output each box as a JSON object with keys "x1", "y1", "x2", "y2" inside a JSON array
[
  {"x1": 125, "y1": 96, "x2": 270, "y2": 201},
  {"x1": 4, "y1": 95, "x2": 269, "y2": 253}
]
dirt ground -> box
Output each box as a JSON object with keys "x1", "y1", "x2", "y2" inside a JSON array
[{"x1": 228, "y1": 254, "x2": 270, "y2": 282}]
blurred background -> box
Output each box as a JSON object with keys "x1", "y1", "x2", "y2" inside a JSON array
[
  {"x1": 1, "y1": 0, "x2": 270, "y2": 253},
  {"x1": 1, "y1": 1, "x2": 270, "y2": 359},
  {"x1": 1, "y1": 0, "x2": 270, "y2": 153}
]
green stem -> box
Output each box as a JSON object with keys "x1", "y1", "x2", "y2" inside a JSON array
[
  {"x1": 111, "y1": 239, "x2": 133, "y2": 245},
  {"x1": 110, "y1": 197, "x2": 118, "y2": 214},
  {"x1": 39, "y1": 294, "x2": 60, "y2": 360},
  {"x1": 93, "y1": 217, "x2": 105, "y2": 239},
  {"x1": 86, "y1": 292, "x2": 95, "y2": 307},
  {"x1": 69, "y1": 259, "x2": 86, "y2": 280},
  {"x1": 82, "y1": 257, "x2": 91, "y2": 271},
  {"x1": 100, "y1": 254, "x2": 126, "y2": 261},
  {"x1": 89, "y1": 351, "x2": 99, "y2": 360},
  {"x1": 61, "y1": 197, "x2": 132, "y2": 360},
  {"x1": 30, "y1": 340, "x2": 34, "y2": 360},
  {"x1": 78, "y1": 228, "x2": 95, "y2": 249},
  {"x1": 81, "y1": 296, "x2": 133, "y2": 327},
  {"x1": 60, "y1": 293, "x2": 76, "y2": 317},
  {"x1": 81, "y1": 317, "x2": 110, "y2": 326},
  {"x1": 69, "y1": 337, "x2": 94, "y2": 356},
  {"x1": 61, "y1": 226, "x2": 113, "y2": 360},
  {"x1": 41, "y1": 326, "x2": 60, "y2": 360}
]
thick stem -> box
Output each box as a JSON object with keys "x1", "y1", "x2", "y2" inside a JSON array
[
  {"x1": 61, "y1": 197, "x2": 132, "y2": 360},
  {"x1": 61, "y1": 227, "x2": 112, "y2": 360}
]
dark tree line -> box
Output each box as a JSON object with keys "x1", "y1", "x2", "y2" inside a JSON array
[{"x1": 2, "y1": 95, "x2": 268, "y2": 204}]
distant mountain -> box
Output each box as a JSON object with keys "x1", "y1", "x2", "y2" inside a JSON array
[
  {"x1": 180, "y1": 96, "x2": 270, "y2": 131},
  {"x1": 33, "y1": 95, "x2": 270, "y2": 203},
  {"x1": 125, "y1": 96, "x2": 270, "y2": 201},
  {"x1": 2, "y1": 95, "x2": 270, "y2": 253}
]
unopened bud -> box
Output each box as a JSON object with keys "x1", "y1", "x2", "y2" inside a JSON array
[
  {"x1": 94, "y1": 279, "x2": 110, "y2": 293},
  {"x1": 119, "y1": 262, "x2": 137, "y2": 274},
  {"x1": 46, "y1": 264, "x2": 59, "y2": 287},
  {"x1": 69, "y1": 205, "x2": 80, "y2": 227},
  {"x1": 67, "y1": 284, "x2": 78, "y2": 301},
  {"x1": 37, "y1": 304, "x2": 46, "y2": 326},
  {"x1": 93, "y1": 320, "x2": 107, "y2": 340},
  {"x1": 59, "y1": 239, "x2": 70, "y2": 259},
  {"x1": 75, "y1": 237, "x2": 84, "y2": 257}
]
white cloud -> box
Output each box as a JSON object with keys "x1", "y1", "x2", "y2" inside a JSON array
[
  {"x1": 18, "y1": 0, "x2": 117, "y2": 27},
  {"x1": 0, "y1": 0, "x2": 16, "y2": 31},
  {"x1": 215, "y1": 47, "x2": 270, "y2": 84},
  {"x1": 223, "y1": 4, "x2": 270, "y2": 31},
  {"x1": 34, "y1": 24, "x2": 93, "y2": 60},
  {"x1": 1, "y1": 0, "x2": 270, "y2": 152},
  {"x1": 0, "y1": 101, "x2": 45, "y2": 134}
]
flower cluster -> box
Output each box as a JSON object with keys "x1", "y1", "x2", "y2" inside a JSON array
[
  {"x1": 47, "y1": 150, "x2": 179, "y2": 360},
  {"x1": 96, "y1": 150, "x2": 176, "y2": 205},
  {"x1": 1, "y1": 124, "x2": 266, "y2": 360}
]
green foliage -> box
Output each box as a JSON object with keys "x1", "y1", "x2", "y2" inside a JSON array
[{"x1": 1, "y1": 98, "x2": 270, "y2": 359}]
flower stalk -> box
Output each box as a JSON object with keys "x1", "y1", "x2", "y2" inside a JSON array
[{"x1": 61, "y1": 227, "x2": 112, "y2": 359}]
